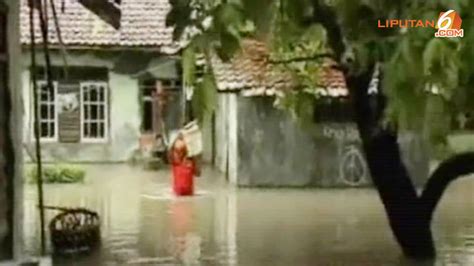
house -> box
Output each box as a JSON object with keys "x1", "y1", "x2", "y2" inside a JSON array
[
  {"x1": 209, "y1": 39, "x2": 429, "y2": 187},
  {"x1": 19, "y1": 0, "x2": 185, "y2": 163}
]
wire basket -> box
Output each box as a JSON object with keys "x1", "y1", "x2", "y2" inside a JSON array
[{"x1": 47, "y1": 207, "x2": 101, "y2": 255}]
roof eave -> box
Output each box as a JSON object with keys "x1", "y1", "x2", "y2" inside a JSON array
[{"x1": 20, "y1": 43, "x2": 181, "y2": 55}]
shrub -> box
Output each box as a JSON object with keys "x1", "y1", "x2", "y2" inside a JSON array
[
  {"x1": 28, "y1": 165, "x2": 86, "y2": 184},
  {"x1": 431, "y1": 144, "x2": 454, "y2": 161}
]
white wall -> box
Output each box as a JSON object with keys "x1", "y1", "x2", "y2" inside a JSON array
[
  {"x1": 214, "y1": 93, "x2": 238, "y2": 184},
  {"x1": 21, "y1": 67, "x2": 141, "y2": 163},
  {"x1": 201, "y1": 115, "x2": 214, "y2": 163},
  {"x1": 228, "y1": 94, "x2": 238, "y2": 185},
  {"x1": 215, "y1": 94, "x2": 229, "y2": 173},
  {"x1": 109, "y1": 72, "x2": 141, "y2": 159},
  {"x1": 21, "y1": 50, "x2": 184, "y2": 163}
]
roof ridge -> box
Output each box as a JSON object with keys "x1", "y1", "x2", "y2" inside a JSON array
[{"x1": 20, "y1": 0, "x2": 177, "y2": 49}]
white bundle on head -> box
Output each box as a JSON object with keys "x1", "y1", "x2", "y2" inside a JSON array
[{"x1": 181, "y1": 121, "x2": 203, "y2": 157}]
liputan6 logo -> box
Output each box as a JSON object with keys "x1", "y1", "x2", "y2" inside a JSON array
[{"x1": 435, "y1": 10, "x2": 464, "y2": 37}]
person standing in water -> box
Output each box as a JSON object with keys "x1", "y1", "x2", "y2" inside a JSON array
[{"x1": 169, "y1": 133, "x2": 201, "y2": 196}]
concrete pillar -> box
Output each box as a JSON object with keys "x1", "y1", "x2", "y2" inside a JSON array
[{"x1": 0, "y1": 0, "x2": 23, "y2": 261}]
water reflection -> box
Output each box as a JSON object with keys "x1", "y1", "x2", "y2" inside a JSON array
[
  {"x1": 24, "y1": 165, "x2": 238, "y2": 265},
  {"x1": 168, "y1": 200, "x2": 200, "y2": 264},
  {"x1": 23, "y1": 164, "x2": 474, "y2": 265}
]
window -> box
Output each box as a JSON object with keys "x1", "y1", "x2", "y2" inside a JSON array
[
  {"x1": 37, "y1": 81, "x2": 58, "y2": 141},
  {"x1": 32, "y1": 67, "x2": 109, "y2": 143},
  {"x1": 140, "y1": 79, "x2": 182, "y2": 133},
  {"x1": 80, "y1": 82, "x2": 108, "y2": 142},
  {"x1": 162, "y1": 79, "x2": 182, "y2": 91},
  {"x1": 195, "y1": 54, "x2": 206, "y2": 84},
  {"x1": 140, "y1": 80, "x2": 155, "y2": 132}
]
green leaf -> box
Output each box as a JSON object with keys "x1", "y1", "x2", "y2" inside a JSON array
[
  {"x1": 167, "y1": 0, "x2": 193, "y2": 40},
  {"x1": 423, "y1": 38, "x2": 444, "y2": 76},
  {"x1": 216, "y1": 31, "x2": 241, "y2": 61},
  {"x1": 182, "y1": 45, "x2": 197, "y2": 87},
  {"x1": 192, "y1": 72, "x2": 218, "y2": 123}
]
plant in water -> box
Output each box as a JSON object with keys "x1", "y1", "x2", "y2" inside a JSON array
[{"x1": 28, "y1": 165, "x2": 86, "y2": 184}]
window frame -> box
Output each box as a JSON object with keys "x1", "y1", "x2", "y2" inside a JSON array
[
  {"x1": 139, "y1": 78, "x2": 182, "y2": 133},
  {"x1": 79, "y1": 81, "x2": 109, "y2": 143},
  {"x1": 34, "y1": 80, "x2": 59, "y2": 142}
]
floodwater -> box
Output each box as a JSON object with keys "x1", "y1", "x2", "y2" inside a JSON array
[{"x1": 23, "y1": 164, "x2": 474, "y2": 265}]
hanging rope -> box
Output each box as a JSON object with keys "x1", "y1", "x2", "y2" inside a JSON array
[
  {"x1": 49, "y1": 0, "x2": 69, "y2": 80},
  {"x1": 29, "y1": 0, "x2": 63, "y2": 255},
  {"x1": 28, "y1": 0, "x2": 46, "y2": 255}
]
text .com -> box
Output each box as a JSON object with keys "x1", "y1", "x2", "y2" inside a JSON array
[{"x1": 377, "y1": 10, "x2": 464, "y2": 38}]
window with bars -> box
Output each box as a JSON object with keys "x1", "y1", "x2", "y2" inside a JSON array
[
  {"x1": 80, "y1": 82, "x2": 108, "y2": 142},
  {"x1": 37, "y1": 81, "x2": 58, "y2": 140}
]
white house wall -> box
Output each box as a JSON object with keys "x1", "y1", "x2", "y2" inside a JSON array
[
  {"x1": 227, "y1": 94, "x2": 238, "y2": 185},
  {"x1": 214, "y1": 93, "x2": 238, "y2": 184},
  {"x1": 22, "y1": 69, "x2": 141, "y2": 163},
  {"x1": 109, "y1": 72, "x2": 141, "y2": 160},
  {"x1": 21, "y1": 51, "x2": 146, "y2": 163},
  {"x1": 201, "y1": 115, "x2": 213, "y2": 163},
  {"x1": 214, "y1": 94, "x2": 228, "y2": 173}
]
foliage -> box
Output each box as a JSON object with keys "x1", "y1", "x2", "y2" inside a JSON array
[
  {"x1": 169, "y1": 0, "x2": 474, "y2": 144},
  {"x1": 28, "y1": 165, "x2": 86, "y2": 184},
  {"x1": 192, "y1": 71, "x2": 218, "y2": 123},
  {"x1": 274, "y1": 90, "x2": 317, "y2": 126},
  {"x1": 182, "y1": 45, "x2": 197, "y2": 88},
  {"x1": 431, "y1": 143, "x2": 455, "y2": 161},
  {"x1": 329, "y1": 0, "x2": 474, "y2": 141},
  {"x1": 181, "y1": 44, "x2": 218, "y2": 123}
]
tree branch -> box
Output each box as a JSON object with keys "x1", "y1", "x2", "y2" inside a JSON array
[
  {"x1": 420, "y1": 152, "x2": 474, "y2": 222},
  {"x1": 309, "y1": 0, "x2": 347, "y2": 63},
  {"x1": 269, "y1": 53, "x2": 334, "y2": 64}
]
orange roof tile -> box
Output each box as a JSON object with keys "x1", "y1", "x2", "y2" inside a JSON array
[
  {"x1": 20, "y1": 0, "x2": 178, "y2": 51},
  {"x1": 211, "y1": 40, "x2": 349, "y2": 97}
]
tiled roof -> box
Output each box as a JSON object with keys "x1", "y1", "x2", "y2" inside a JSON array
[
  {"x1": 315, "y1": 60, "x2": 349, "y2": 97},
  {"x1": 211, "y1": 40, "x2": 295, "y2": 96},
  {"x1": 211, "y1": 40, "x2": 349, "y2": 97},
  {"x1": 20, "y1": 0, "x2": 179, "y2": 51}
]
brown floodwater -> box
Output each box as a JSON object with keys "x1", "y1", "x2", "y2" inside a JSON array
[{"x1": 23, "y1": 164, "x2": 474, "y2": 265}]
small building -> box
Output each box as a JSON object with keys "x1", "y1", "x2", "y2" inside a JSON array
[
  {"x1": 209, "y1": 40, "x2": 429, "y2": 187},
  {"x1": 19, "y1": 0, "x2": 184, "y2": 163}
]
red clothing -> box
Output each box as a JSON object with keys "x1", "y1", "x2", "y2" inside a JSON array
[
  {"x1": 170, "y1": 140, "x2": 196, "y2": 196},
  {"x1": 172, "y1": 163, "x2": 195, "y2": 196}
]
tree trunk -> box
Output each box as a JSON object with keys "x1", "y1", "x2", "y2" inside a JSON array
[
  {"x1": 346, "y1": 62, "x2": 474, "y2": 261},
  {"x1": 308, "y1": 0, "x2": 474, "y2": 259},
  {"x1": 348, "y1": 68, "x2": 435, "y2": 259}
]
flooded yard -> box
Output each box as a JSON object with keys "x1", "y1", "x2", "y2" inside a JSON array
[{"x1": 23, "y1": 164, "x2": 474, "y2": 265}]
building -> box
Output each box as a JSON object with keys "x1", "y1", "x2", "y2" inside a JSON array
[
  {"x1": 209, "y1": 40, "x2": 429, "y2": 187},
  {"x1": 20, "y1": 0, "x2": 184, "y2": 163}
]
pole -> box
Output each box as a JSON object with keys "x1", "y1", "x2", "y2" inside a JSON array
[
  {"x1": 181, "y1": 54, "x2": 187, "y2": 126},
  {"x1": 28, "y1": 0, "x2": 46, "y2": 255}
]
